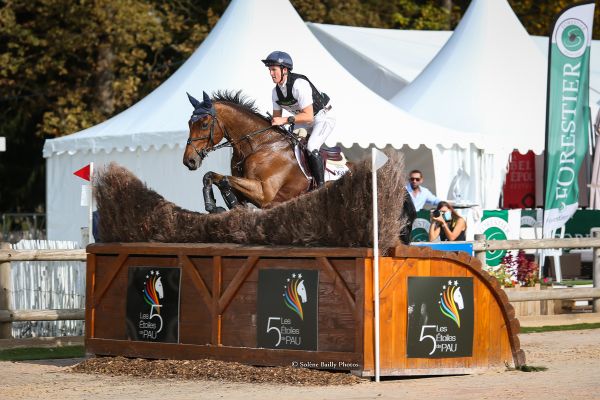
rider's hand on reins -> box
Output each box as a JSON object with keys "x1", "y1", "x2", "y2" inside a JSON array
[{"x1": 271, "y1": 116, "x2": 288, "y2": 126}]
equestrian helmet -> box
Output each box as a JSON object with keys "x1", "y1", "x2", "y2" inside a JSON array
[{"x1": 261, "y1": 51, "x2": 293, "y2": 70}]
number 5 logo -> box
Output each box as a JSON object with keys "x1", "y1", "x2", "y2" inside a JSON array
[
  {"x1": 420, "y1": 325, "x2": 437, "y2": 355},
  {"x1": 266, "y1": 317, "x2": 281, "y2": 346},
  {"x1": 150, "y1": 304, "x2": 163, "y2": 334}
]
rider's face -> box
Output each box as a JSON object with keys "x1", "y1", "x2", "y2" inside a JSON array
[{"x1": 268, "y1": 66, "x2": 286, "y2": 84}]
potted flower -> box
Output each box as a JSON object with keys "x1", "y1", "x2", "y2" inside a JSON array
[
  {"x1": 502, "y1": 250, "x2": 539, "y2": 288},
  {"x1": 496, "y1": 250, "x2": 543, "y2": 317}
]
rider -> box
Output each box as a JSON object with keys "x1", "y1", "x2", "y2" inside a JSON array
[{"x1": 261, "y1": 51, "x2": 335, "y2": 187}]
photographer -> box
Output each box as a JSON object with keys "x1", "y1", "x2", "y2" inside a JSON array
[{"x1": 428, "y1": 201, "x2": 466, "y2": 242}]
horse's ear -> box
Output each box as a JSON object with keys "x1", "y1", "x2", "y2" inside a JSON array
[
  {"x1": 187, "y1": 92, "x2": 202, "y2": 109},
  {"x1": 203, "y1": 91, "x2": 212, "y2": 108}
]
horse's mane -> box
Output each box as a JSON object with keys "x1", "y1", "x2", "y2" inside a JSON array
[{"x1": 212, "y1": 90, "x2": 286, "y2": 132}]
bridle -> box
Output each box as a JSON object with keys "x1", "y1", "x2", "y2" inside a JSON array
[{"x1": 186, "y1": 105, "x2": 276, "y2": 162}]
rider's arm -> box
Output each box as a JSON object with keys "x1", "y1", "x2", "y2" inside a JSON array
[
  {"x1": 271, "y1": 105, "x2": 313, "y2": 126},
  {"x1": 294, "y1": 104, "x2": 313, "y2": 124}
]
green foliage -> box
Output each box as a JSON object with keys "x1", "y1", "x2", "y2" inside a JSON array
[
  {"x1": 0, "y1": 0, "x2": 222, "y2": 212},
  {"x1": 521, "y1": 322, "x2": 600, "y2": 334},
  {"x1": 0, "y1": 345, "x2": 85, "y2": 361},
  {"x1": 1, "y1": 0, "x2": 599, "y2": 213}
]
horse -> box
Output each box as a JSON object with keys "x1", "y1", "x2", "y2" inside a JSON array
[{"x1": 183, "y1": 91, "x2": 348, "y2": 212}]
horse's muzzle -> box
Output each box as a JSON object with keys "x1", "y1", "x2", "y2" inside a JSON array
[{"x1": 184, "y1": 156, "x2": 202, "y2": 171}]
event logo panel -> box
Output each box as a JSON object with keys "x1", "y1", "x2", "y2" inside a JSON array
[
  {"x1": 126, "y1": 267, "x2": 181, "y2": 343},
  {"x1": 407, "y1": 277, "x2": 473, "y2": 358},
  {"x1": 257, "y1": 269, "x2": 318, "y2": 351}
]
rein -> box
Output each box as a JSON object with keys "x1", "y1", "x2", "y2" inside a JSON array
[{"x1": 186, "y1": 108, "x2": 283, "y2": 162}]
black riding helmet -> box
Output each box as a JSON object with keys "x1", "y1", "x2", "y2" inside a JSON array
[{"x1": 261, "y1": 51, "x2": 293, "y2": 70}]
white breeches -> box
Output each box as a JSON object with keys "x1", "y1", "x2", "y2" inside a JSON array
[{"x1": 306, "y1": 106, "x2": 336, "y2": 152}]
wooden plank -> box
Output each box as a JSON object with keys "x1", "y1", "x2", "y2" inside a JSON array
[
  {"x1": 474, "y1": 276, "x2": 490, "y2": 368},
  {"x1": 212, "y1": 256, "x2": 222, "y2": 345},
  {"x1": 362, "y1": 257, "x2": 374, "y2": 373},
  {"x1": 378, "y1": 257, "x2": 396, "y2": 371},
  {"x1": 93, "y1": 253, "x2": 128, "y2": 307},
  {"x1": 179, "y1": 255, "x2": 213, "y2": 311},
  {"x1": 317, "y1": 257, "x2": 355, "y2": 311},
  {"x1": 218, "y1": 256, "x2": 259, "y2": 313},
  {"x1": 354, "y1": 258, "x2": 365, "y2": 357},
  {"x1": 85, "y1": 253, "x2": 96, "y2": 339},
  {"x1": 86, "y1": 338, "x2": 362, "y2": 370},
  {"x1": 470, "y1": 237, "x2": 600, "y2": 251},
  {"x1": 0, "y1": 309, "x2": 85, "y2": 322},
  {"x1": 0, "y1": 242, "x2": 12, "y2": 339},
  {"x1": 0, "y1": 336, "x2": 84, "y2": 350},
  {"x1": 88, "y1": 243, "x2": 373, "y2": 258},
  {"x1": 506, "y1": 288, "x2": 600, "y2": 301},
  {"x1": 0, "y1": 249, "x2": 86, "y2": 262}
]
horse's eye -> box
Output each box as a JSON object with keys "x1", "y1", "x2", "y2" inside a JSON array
[{"x1": 201, "y1": 121, "x2": 209, "y2": 129}]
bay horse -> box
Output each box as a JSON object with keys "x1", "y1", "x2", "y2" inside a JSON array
[{"x1": 183, "y1": 91, "x2": 348, "y2": 213}]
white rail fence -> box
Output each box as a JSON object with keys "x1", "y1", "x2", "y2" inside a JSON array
[
  {"x1": 0, "y1": 232, "x2": 599, "y2": 340},
  {"x1": 0, "y1": 241, "x2": 86, "y2": 339}
]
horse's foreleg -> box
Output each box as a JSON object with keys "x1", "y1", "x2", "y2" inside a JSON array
[
  {"x1": 211, "y1": 173, "x2": 276, "y2": 208},
  {"x1": 214, "y1": 176, "x2": 240, "y2": 209},
  {"x1": 202, "y1": 172, "x2": 227, "y2": 213}
]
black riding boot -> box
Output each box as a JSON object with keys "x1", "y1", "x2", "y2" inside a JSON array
[{"x1": 308, "y1": 149, "x2": 325, "y2": 188}]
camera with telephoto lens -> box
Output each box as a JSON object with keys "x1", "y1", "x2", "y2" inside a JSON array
[{"x1": 432, "y1": 210, "x2": 441, "y2": 218}]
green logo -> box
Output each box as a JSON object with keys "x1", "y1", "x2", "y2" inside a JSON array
[
  {"x1": 557, "y1": 19, "x2": 588, "y2": 58},
  {"x1": 484, "y1": 226, "x2": 507, "y2": 267},
  {"x1": 562, "y1": 26, "x2": 584, "y2": 51},
  {"x1": 410, "y1": 217, "x2": 431, "y2": 242}
]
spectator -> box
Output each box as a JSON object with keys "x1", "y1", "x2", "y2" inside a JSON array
[
  {"x1": 428, "y1": 201, "x2": 466, "y2": 241},
  {"x1": 406, "y1": 169, "x2": 440, "y2": 211}
]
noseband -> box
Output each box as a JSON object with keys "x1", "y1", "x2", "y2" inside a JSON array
[{"x1": 186, "y1": 106, "x2": 276, "y2": 162}]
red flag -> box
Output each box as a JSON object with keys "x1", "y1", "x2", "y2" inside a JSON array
[{"x1": 73, "y1": 164, "x2": 91, "y2": 181}]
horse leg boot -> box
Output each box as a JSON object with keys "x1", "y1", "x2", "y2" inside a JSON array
[
  {"x1": 215, "y1": 176, "x2": 240, "y2": 209},
  {"x1": 308, "y1": 149, "x2": 325, "y2": 188},
  {"x1": 202, "y1": 172, "x2": 226, "y2": 213}
]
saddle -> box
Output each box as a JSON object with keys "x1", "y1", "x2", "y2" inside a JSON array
[{"x1": 292, "y1": 130, "x2": 349, "y2": 188}]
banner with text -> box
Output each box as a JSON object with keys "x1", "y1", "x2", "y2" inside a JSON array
[
  {"x1": 410, "y1": 210, "x2": 432, "y2": 242},
  {"x1": 544, "y1": 1, "x2": 595, "y2": 237},
  {"x1": 503, "y1": 151, "x2": 536, "y2": 209},
  {"x1": 257, "y1": 269, "x2": 319, "y2": 351},
  {"x1": 407, "y1": 277, "x2": 474, "y2": 358},
  {"x1": 126, "y1": 267, "x2": 181, "y2": 343}
]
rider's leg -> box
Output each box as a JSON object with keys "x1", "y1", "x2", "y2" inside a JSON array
[{"x1": 306, "y1": 107, "x2": 336, "y2": 187}]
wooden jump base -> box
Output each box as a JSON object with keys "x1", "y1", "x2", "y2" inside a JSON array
[{"x1": 85, "y1": 243, "x2": 524, "y2": 377}]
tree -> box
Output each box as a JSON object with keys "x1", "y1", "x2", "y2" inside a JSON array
[
  {"x1": 1, "y1": 0, "x2": 599, "y2": 215},
  {"x1": 0, "y1": 0, "x2": 220, "y2": 212}
]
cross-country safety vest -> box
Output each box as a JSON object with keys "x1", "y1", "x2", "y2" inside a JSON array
[{"x1": 275, "y1": 73, "x2": 330, "y2": 115}]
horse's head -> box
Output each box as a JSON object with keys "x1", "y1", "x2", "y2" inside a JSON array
[
  {"x1": 183, "y1": 91, "x2": 224, "y2": 170},
  {"x1": 155, "y1": 276, "x2": 164, "y2": 299},
  {"x1": 297, "y1": 280, "x2": 307, "y2": 303},
  {"x1": 453, "y1": 286, "x2": 464, "y2": 310}
]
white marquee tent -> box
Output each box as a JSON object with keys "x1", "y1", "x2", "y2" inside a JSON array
[
  {"x1": 309, "y1": 26, "x2": 600, "y2": 113},
  {"x1": 310, "y1": 0, "x2": 600, "y2": 209},
  {"x1": 314, "y1": 0, "x2": 553, "y2": 212},
  {"x1": 44, "y1": 0, "x2": 479, "y2": 242}
]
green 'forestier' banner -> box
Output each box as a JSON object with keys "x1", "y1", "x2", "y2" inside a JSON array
[{"x1": 544, "y1": 1, "x2": 595, "y2": 238}]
